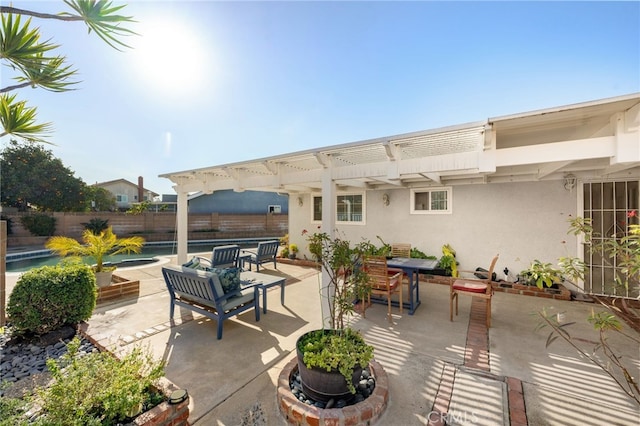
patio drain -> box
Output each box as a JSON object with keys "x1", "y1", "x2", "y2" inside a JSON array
[{"x1": 277, "y1": 357, "x2": 389, "y2": 425}]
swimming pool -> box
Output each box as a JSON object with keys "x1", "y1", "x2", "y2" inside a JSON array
[{"x1": 6, "y1": 238, "x2": 271, "y2": 273}]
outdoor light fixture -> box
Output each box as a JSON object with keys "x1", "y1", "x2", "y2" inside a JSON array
[
  {"x1": 382, "y1": 193, "x2": 390, "y2": 206},
  {"x1": 563, "y1": 174, "x2": 577, "y2": 191},
  {"x1": 297, "y1": 196, "x2": 304, "y2": 207}
]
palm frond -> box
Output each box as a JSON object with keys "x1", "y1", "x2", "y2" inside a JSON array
[
  {"x1": 14, "y1": 54, "x2": 80, "y2": 92},
  {"x1": 1, "y1": 13, "x2": 60, "y2": 73},
  {"x1": 61, "y1": 0, "x2": 137, "y2": 51},
  {"x1": 0, "y1": 93, "x2": 53, "y2": 143}
]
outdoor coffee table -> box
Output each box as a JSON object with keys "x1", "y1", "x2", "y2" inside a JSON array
[{"x1": 240, "y1": 271, "x2": 285, "y2": 314}]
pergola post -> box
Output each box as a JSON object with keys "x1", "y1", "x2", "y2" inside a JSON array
[{"x1": 176, "y1": 189, "x2": 189, "y2": 265}]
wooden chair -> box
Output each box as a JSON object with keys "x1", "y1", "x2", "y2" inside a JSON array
[
  {"x1": 450, "y1": 255, "x2": 499, "y2": 328},
  {"x1": 390, "y1": 243, "x2": 412, "y2": 294},
  {"x1": 391, "y1": 243, "x2": 411, "y2": 258},
  {"x1": 364, "y1": 255, "x2": 403, "y2": 323}
]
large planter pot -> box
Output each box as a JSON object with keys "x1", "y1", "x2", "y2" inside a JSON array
[
  {"x1": 95, "y1": 270, "x2": 114, "y2": 288},
  {"x1": 296, "y1": 330, "x2": 364, "y2": 403}
]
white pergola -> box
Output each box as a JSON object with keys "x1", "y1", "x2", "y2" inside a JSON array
[{"x1": 160, "y1": 93, "x2": 640, "y2": 265}]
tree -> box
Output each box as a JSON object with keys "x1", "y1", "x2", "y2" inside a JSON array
[
  {"x1": 1, "y1": 0, "x2": 135, "y2": 143},
  {"x1": 83, "y1": 185, "x2": 116, "y2": 211},
  {"x1": 1, "y1": 139, "x2": 87, "y2": 211}
]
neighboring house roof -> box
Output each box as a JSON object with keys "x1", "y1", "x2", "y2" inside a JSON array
[
  {"x1": 160, "y1": 93, "x2": 640, "y2": 194},
  {"x1": 94, "y1": 179, "x2": 159, "y2": 197}
]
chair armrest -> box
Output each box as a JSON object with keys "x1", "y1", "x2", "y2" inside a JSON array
[
  {"x1": 196, "y1": 256, "x2": 212, "y2": 266},
  {"x1": 242, "y1": 249, "x2": 257, "y2": 256},
  {"x1": 389, "y1": 271, "x2": 402, "y2": 280}
]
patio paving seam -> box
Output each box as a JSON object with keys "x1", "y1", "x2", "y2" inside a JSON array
[{"x1": 428, "y1": 363, "x2": 456, "y2": 426}]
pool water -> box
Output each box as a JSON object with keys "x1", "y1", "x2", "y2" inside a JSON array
[{"x1": 6, "y1": 245, "x2": 210, "y2": 273}]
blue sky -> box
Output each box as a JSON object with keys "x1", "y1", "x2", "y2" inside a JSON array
[{"x1": 4, "y1": 1, "x2": 639, "y2": 196}]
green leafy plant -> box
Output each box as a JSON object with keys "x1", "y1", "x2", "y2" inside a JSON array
[
  {"x1": 410, "y1": 247, "x2": 436, "y2": 260},
  {"x1": 20, "y1": 213, "x2": 56, "y2": 236},
  {"x1": 7, "y1": 262, "x2": 96, "y2": 336},
  {"x1": 298, "y1": 328, "x2": 374, "y2": 394},
  {"x1": 438, "y1": 244, "x2": 458, "y2": 277},
  {"x1": 34, "y1": 337, "x2": 165, "y2": 424},
  {"x1": 45, "y1": 226, "x2": 144, "y2": 273},
  {"x1": 126, "y1": 201, "x2": 151, "y2": 215},
  {"x1": 297, "y1": 232, "x2": 374, "y2": 393},
  {"x1": 82, "y1": 217, "x2": 109, "y2": 235},
  {"x1": 520, "y1": 259, "x2": 562, "y2": 289}
]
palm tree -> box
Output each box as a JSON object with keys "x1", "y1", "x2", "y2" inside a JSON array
[
  {"x1": 1, "y1": 1, "x2": 136, "y2": 143},
  {"x1": 46, "y1": 227, "x2": 144, "y2": 285}
]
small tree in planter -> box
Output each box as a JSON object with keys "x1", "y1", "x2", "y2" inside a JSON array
[
  {"x1": 296, "y1": 232, "x2": 374, "y2": 401},
  {"x1": 536, "y1": 212, "x2": 640, "y2": 406},
  {"x1": 46, "y1": 226, "x2": 144, "y2": 287}
]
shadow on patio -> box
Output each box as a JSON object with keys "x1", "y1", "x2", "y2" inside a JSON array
[{"x1": 83, "y1": 260, "x2": 640, "y2": 425}]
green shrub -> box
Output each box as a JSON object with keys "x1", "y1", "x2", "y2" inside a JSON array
[
  {"x1": 20, "y1": 214, "x2": 56, "y2": 236},
  {"x1": 34, "y1": 338, "x2": 165, "y2": 425},
  {"x1": 82, "y1": 217, "x2": 109, "y2": 235},
  {"x1": 7, "y1": 262, "x2": 97, "y2": 336}
]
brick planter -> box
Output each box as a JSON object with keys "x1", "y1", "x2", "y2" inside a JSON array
[
  {"x1": 77, "y1": 326, "x2": 190, "y2": 426},
  {"x1": 278, "y1": 357, "x2": 389, "y2": 426},
  {"x1": 493, "y1": 282, "x2": 571, "y2": 300},
  {"x1": 422, "y1": 275, "x2": 572, "y2": 301},
  {"x1": 132, "y1": 377, "x2": 190, "y2": 426},
  {"x1": 96, "y1": 274, "x2": 140, "y2": 305}
]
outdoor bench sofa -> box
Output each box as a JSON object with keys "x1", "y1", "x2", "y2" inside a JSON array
[{"x1": 161, "y1": 264, "x2": 260, "y2": 339}]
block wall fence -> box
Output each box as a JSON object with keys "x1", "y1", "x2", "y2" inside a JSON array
[{"x1": 4, "y1": 212, "x2": 288, "y2": 247}]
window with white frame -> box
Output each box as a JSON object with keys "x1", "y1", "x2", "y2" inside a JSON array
[
  {"x1": 311, "y1": 193, "x2": 365, "y2": 224},
  {"x1": 410, "y1": 187, "x2": 452, "y2": 214},
  {"x1": 116, "y1": 194, "x2": 128, "y2": 203}
]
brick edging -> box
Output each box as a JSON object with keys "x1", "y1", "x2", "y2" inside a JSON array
[
  {"x1": 77, "y1": 323, "x2": 190, "y2": 426},
  {"x1": 277, "y1": 357, "x2": 389, "y2": 425}
]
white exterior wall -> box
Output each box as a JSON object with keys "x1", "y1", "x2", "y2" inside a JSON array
[{"x1": 289, "y1": 180, "x2": 578, "y2": 281}]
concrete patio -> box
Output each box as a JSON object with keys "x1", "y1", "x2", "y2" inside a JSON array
[{"x1": 5, "y1": 255, "x2": 640, "y2": 425}]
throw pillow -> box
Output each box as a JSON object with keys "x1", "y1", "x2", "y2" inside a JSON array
[
  {"x1": 212, "y1": 267, "x2": 241, "y2": 295},
  {"x1": 182, "y1": 257, "x2": 201, "y2": 269}
]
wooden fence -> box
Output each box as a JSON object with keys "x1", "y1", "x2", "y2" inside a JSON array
[{"x1": 3, "y1": 212, "x2": 288, "y2": 247}]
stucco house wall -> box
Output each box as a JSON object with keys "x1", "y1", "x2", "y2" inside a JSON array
[
  {"x1": 96, "y1": 179, "x2": 158, "y2": 209},
  {"x1": 188, "y1": 190, "x2": 289, "y2": 214},
  {"x1": 289, "y1": 181, "x2": 577, "y2": 280}
]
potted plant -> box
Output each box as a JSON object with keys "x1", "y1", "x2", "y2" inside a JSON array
[
  {"x1": 519, "y1": 259, "x2": 562, "y2": 289},
  {"x1": 46, "y1": 226, "x2": 145, "y2": 287},
  {"x1": 288, "y1": 243, "x2": 298, "y2": 259},
  {"x1": 296, "y1": 232, "x2": 374, "y2": 402},
  {"x1": 433, "y1": 244, "x2": 458, "y2": 276}
]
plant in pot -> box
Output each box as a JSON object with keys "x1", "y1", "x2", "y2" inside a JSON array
[
  {"x1": 45, "y1": 226, "x2": 145, "y2": 287},
  {"x1": 289, "y1": 243, "x2": 299, "y2": 259},
  {"x1": 296, "y1": 232, "x2": 374, "y2": 403},
  {"x1": 519, "y1": 259, "x2": 562, "y2": 289},
  {"x1": 434, "y1": 244, "x2": 458, "y2": 277}
]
